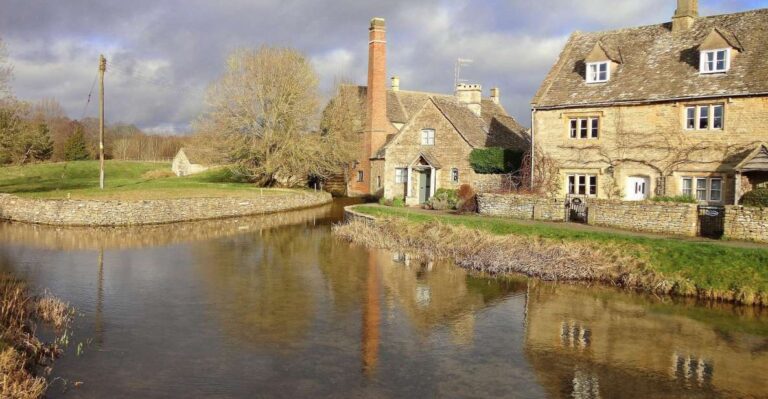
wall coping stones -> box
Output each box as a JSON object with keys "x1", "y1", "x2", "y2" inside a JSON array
[{"x1": 0, "y1": 191, "x2": 332, "y2": 227}]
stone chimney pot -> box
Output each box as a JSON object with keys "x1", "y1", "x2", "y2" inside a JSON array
[{"x1": 391, "y1": 76, "x2": 400, "y2": 92}]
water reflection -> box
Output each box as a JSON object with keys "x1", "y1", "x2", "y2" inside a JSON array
[
  {"x1": 0, "y1": 201, "x2": 765, "y2": 398},
  {"x1": 524, "y1": 281, "x2": 768, "y2": 398}
]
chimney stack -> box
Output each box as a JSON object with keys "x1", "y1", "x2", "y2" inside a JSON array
[
  {"x1": 672, "y1": 0, "x2": 698, "y2": 31},
  {"x1": 391, "y1": 76, "x2": 400, "y2": 92},
  {"x1": 490, "y1": 87, "x2": 500, "y2": 104},
  {"x1": 456, "y1": 84, "x2": 482, "y2": 117}
]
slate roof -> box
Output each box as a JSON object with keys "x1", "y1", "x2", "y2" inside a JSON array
[{"x1": 532, "y1": 8, "x2": 768, "y2": 108}]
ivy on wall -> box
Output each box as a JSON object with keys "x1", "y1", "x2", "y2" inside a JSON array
[{"x1": 469, "y1": 148, "x2": 524, "y2": 174}]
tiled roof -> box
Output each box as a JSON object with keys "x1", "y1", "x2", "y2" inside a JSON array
[{"x1": 532, "y1": 8, "x2": 768, "y2": 108}]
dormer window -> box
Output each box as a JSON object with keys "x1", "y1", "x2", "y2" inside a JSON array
[
  {"x1": 700, "y1": 49, "x2": 730, "y2": 73},
  {"x1": 586, "y1": 62, "x2": 609, "y2": 83}
]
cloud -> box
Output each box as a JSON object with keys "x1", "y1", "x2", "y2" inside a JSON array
[{"x1": 0, "y1": 0, "x2": 760, "y2": 132}]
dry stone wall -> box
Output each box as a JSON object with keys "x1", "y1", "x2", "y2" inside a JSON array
[
  {"x1": 724, "y1": 206, "x2": 768, "y2": 243},
  {"x1": 587, "y1": 199, "x2": 699, "y2": 236},
  {"x1": 477, "y1": 194, "x2": 565, "y2": 222},
  {"x1": 0, "y1": 191, "x2": 332, "y2": 227}
]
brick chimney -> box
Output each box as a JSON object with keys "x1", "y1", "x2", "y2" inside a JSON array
[
  {"x1": 456, "y1": 83, "x2": 482, "y2": 117},
  {"x1": 672, "y1": 0, "x2": 698, "y2": 31},
  {"x1": 366, "y1": 17, "x2": 388, "y2": 159}
]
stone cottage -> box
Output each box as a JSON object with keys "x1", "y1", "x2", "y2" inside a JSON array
[
  {"x1": 531, "y1": 0, "x2": 768, "y2": 205},
  {"x1": 171, "y1": 148, "x2": 209, "y2": 177},
  {"x1": 343, "y1": 18, "x2": 529, "y2": 204}
]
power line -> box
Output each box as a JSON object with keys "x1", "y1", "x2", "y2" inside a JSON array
[{"x1": 79, "y1": 73, "x2": 98, "y2": 120}]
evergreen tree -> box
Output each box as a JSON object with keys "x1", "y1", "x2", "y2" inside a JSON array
[
  {"x1": 22, "y1": 122, "x2": 54, "y2": 162},
  {"x1": 63, "y1": 127, "x2": 90, "y2": 161}
]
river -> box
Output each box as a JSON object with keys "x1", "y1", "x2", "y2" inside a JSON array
[{"x1": 0, "y1": 199, "x2": 766, "y2": 398}]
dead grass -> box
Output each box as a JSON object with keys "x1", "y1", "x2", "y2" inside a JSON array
[
  {"x1": 333, "y1": 218, "x2": 768, "y2": 306},
  {"x1": 141, "y1": 169, "x2": 176, "y2": 180},
  {"x1": 0, "y1": 275, "x2": 73, "y2": 398}
]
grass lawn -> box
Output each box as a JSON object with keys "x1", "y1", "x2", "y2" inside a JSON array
[
  {"x1": 0, "y1": 161, "x2": 289, "y2": 200},
  {"x1": 353, "y1": 205, "x2": 768, "y2": 295}
]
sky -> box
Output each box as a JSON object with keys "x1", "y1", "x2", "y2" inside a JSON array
[{"x1": 1, "y1": 0, "x2": 765, "y2": 134}]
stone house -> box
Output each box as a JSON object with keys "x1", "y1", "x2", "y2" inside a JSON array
[
  {"x1": 171, "y1": 148, "x2": 209, "y2": 177},
  {"x1": 344, "y1": 18, "x2": 529, "y2": 204},
  {"x1": 531, "y1": 0, "x2": 768, "y2": 205}
]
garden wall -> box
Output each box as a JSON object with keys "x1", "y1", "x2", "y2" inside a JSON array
[
  {"x1": 587, "y1": 199, "x2": 699, "y2": 237},
  {"x1": 0, "y1": 191, "x2": 332, "y2": 227},
  {"x1": 724, "y1": 206, "x2": 768, "y2": 243},
  {"x1": 477, "y1": 193, "x2": 565, "y2": 222}
]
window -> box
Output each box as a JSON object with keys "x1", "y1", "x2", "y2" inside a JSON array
[
  {"x1": 421, "y1": 129, "x2": 435, "y2": 145},
  {"x1": 567, "y1": 174, "x2": 598, "y2": 196},
  {"x1": 395, "y1": 168, "x2": 407, "y2": 184},
  {"x1": 357, "y1": 170, "x2": 364, "y2": 182},
  {"x1": 569, "y1": 117, "x2": 599, "y2": 139},
  {"x1": 684, "y1": 105, "x2": 724, "y2": 130},
  {"x1": 700, "y1": 49, "x2": 730, "y2": 73},
  {"x1": 586, "y1": 62, "x2": 609, "y2": 83},
  {"x1": 376, "y1": 176, "x2": 381, "y2": 188},
  {"x1": 682, "y1": 177, "x2": 723, "y2": 202},
  {"x1": 451, "y1": 168, "x2": 459, "y2": 183}
]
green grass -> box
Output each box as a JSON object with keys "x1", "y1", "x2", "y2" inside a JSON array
[
  {"x1": 353, "y1": 205, "x2": 768, "y2": 294},
  {"x1": 0, "y1": 161, "x2": 289, "y2": 200}
]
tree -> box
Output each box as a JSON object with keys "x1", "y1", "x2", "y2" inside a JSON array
[
  {"x1": 198, "y1": 46, "x2": 335, "y2": 186},
  {"x1": 318, "y1": 82, "x2": 365, "y2": 177},
  {"x1": 18, "y1": 122, "x2": 53, "y2": 163},
  {"x1": 63, "y1": 126, "x2": 90, "y2": 161},
  {"x1": 0, "y1": 100, "x2": 25, "y2": 164}
]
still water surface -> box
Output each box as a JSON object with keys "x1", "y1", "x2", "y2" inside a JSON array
[{"x1": 0, "y1": 200, "x2": 766, "y2": 398}]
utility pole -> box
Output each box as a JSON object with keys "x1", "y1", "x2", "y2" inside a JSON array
[{"x1": 99, "y1": 54, "x2": 106, "y2": 190}]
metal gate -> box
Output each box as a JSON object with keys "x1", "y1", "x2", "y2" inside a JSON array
[
  {"x1": 566, "y1": 196, "x2": 588, "y2": 223},
  {"x1": 698, "y1": 206, "x2": 725, "y2": 239}
]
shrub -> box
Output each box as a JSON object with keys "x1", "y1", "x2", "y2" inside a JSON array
[
  {"x1": 427, "y1": 188, "x2": 459, "y2": 210},
  {"x1": 741, "y1": 188, "x2": 768, "y2": 207},
  {"x1": 63, "y1": 129, "x2": 90, "y2": 161},
  {"x1": 456, "y1": 184, "x2": 477, "y2": 213},
  {"x1": 469, "y1": 148, "x2": 524, "y2": 174},
  {"x1": 652, "y1": 195, "x2": 697, "y2": 204}
]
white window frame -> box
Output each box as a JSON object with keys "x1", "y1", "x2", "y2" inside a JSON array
[
  {"x1": 569, "y1": 117, "x2": 599, "y2": 139},
  {"x1": 451, "y1": 168, "x2": 459, "y2": 183},
  {"x1": 700, "y1": 48, "x2": 730, "y2": 74},
  {"x1": 681, "y1": 176, "x2": 723, "y2": 203},
  {"x1": 395, "y1": 168, "x2": 407, "y2": 184},
  {"x1": 567, "y1": 174, "x2": 598, "y2": 196},
  {"x1": 683, "y1": 104, "x2": 724, "y2": 131},
  {"x1": 421, "y1": 129, "x2": 435, "y2": 146},
  {"x1": 586, "y1": 61, "x2": 610, "y2": 83}
]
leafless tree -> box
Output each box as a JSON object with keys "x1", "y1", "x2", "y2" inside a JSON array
[{"x1": 0, "y1": 38, "x2": 12, "y2": 100}]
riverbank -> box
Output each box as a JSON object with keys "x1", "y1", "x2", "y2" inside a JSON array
[
  {"x1": 1, "y1": 275, "x2": 72, "y2": 398},
  {"x1": 337, "y1": 205, "x2": 768, "y2": 306}
]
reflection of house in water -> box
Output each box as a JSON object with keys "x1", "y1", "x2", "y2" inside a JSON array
[{"x1": 524, "y1": 281, "x2": 768, "y2": 398}]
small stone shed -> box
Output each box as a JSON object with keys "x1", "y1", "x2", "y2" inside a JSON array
[{"x1": 172, "y1": 148, "x2": 210, "y2": 177}]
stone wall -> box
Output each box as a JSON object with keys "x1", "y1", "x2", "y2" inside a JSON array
[
  {"x1": 472, "y1": 174, "x2": 508, "y2": 193},
  {"x1": 588, "y1": 199, "x2": 699, "y2": 237},
  {"x1": 477, "y1": 193, "x2": 565, "y2": 222},
  {"x1": 0, "y1": 191, "x2": 332, "y2": 227},
  {"x1": 724, "y1": 206, "x2": 768, "y2": 243}
]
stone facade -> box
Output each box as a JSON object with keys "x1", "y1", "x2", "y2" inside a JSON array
[
  {"x1": 0, "y1": 191, "x2": 332, "y2": 227},
  {"x1": 724, "y1": 206, "x2": 768, "y2": 243},
  {"x1": 534, "y1": 97, "x2": 768, "y2": 205},
  {"x1": 477, "y1": 194, "x2": 565, "y2": 222},
  {"x1": 587, "y1": 199, "x2": 699, "y2": 236}
]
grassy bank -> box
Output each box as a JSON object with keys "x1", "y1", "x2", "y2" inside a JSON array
[
  {"x1": 1, "y1": 275, "x2": 72, "y2": 398},
  {"x1": 343, "y1": 206, "x2": 768, "y2": 306},
  {"x1": 0, "y1": 161, "x2": 288, "y2": 200}
]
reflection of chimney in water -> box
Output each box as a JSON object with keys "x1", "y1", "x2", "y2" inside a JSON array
[{"x1": 362, "y1": 253, "x2": 380, "y2": 377}]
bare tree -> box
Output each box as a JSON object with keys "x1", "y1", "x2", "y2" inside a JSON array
[
  {"x1": 318, "y1": 81, "x2": 365, "y2": 179},
  {"x1": 0, "y1": 38, "x2": 12, "y2": 100},
  {"x1": 197, "y1": 46, "x2": 331, "y2": 186}
]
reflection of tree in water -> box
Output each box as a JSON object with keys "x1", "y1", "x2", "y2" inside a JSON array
[
  {"x1": 315, "y1": 233, "x2": 371, "y2": 314},
  {"x1": 194, "y1": 225, "x2": 324, "y2": 348}
]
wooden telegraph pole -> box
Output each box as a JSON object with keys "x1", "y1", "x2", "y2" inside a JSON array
[{"x1": 98, "y1": 55, "x2": 106, "y2": 190}]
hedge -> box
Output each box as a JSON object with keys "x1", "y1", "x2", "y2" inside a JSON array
[
  {"x1": 741, "y1": 188, "x2": 768, "y2": 207},
  {"x1": 469, "y1": 148, "x2": 524, "y2": 174}
]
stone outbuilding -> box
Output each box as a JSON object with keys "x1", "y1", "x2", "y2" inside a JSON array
[{"x1": 171, "y1": 148, "x2": 209, "y2": 177}]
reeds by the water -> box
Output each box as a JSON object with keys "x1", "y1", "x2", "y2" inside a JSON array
[{"x1": 0, "y1": 275, "x2": 72, "y2": 398}]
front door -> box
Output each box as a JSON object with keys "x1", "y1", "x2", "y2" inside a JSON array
[
  {"x1": 625, "y1": 176, "x2": 649, "y2": 201},
  {"x1": 418, "y1": 169, "x2": 432, "y2": 204}
]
